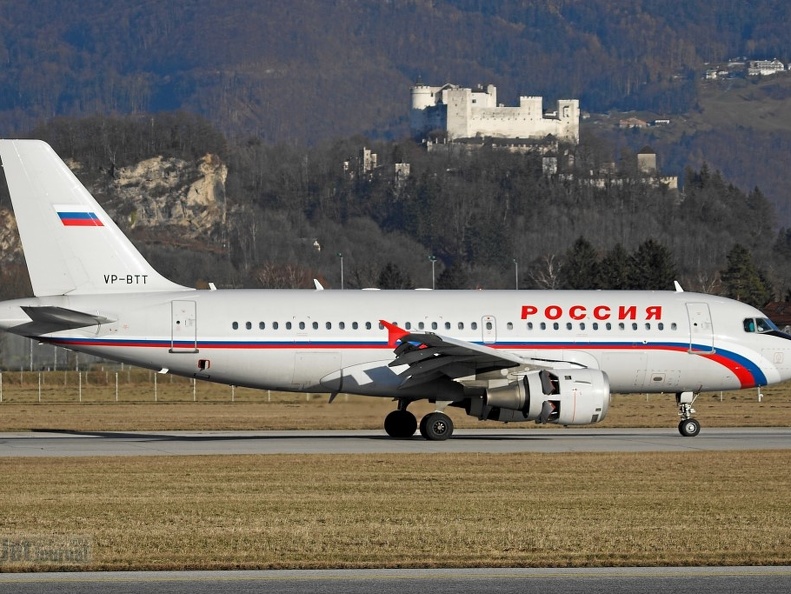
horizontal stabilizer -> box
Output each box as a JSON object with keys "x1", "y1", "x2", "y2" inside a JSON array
[{"x1": 17, "y1": 305, "x2": 115, "y2": 335}]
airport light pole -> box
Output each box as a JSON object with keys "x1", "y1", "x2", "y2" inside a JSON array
[
  {"x1": 429, "y1": 255, "x2": 437, "y2": 290},
  {"x1": 337, "y1": 252, "x2": 344, "y2": 290},
  {"x1": 513, "y1": 258, "x2": 519, "y2": 290}
]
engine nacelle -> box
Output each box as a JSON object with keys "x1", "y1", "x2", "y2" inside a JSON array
[{"x1": 483, "y1": 368, "x2": 610, "y2": 425}]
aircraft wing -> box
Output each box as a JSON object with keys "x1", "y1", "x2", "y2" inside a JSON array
[{"x1": 382, "y1": 320, "x2": 525, "y2": 389}]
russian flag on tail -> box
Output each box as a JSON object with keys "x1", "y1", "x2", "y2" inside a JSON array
[{"x1": 54, "y1": 205, "x2": 104, "y2": 227}]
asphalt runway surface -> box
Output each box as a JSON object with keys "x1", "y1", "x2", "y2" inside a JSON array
[
  {"x1": 1, "y1": 567, "x2": 791, "y2": 594},
  {"x1": 0, "y1": 427, "x2": 790, "y2": 457}
]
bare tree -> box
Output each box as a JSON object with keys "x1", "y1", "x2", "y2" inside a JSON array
[{"x1": 527, "y1": 254, "x2": 562, "y2": 289}]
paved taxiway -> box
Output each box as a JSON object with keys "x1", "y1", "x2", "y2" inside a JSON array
[
  {"x1": 1, "y1": 567, "x2": 791, "y2": 594},
  {"x1": 0, "y1": 427, "x2": 789, "y2": 456}
]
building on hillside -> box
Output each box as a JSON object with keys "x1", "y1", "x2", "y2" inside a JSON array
[
  {"x1": 619, "y1": 117, "x2": 648, "y2": 129},
  {"x1": 410, "y1": 83, "x2": 579, "y2": 143},
  {"x1": 343, "y1": 147, "x2": 378, "y2": 179},
  {"x1": 748, "y1": 59, "x2": 785, "y2": 76}
]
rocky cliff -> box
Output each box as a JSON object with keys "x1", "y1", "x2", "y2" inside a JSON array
[{"x1": 1, "y1": 153, "x2": 228, "y2": 267}]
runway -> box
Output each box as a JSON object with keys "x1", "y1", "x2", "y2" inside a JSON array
[
  {"x1": 1, "y1": 567, "x2": 791, "y2": 594},
  {"x1": 0, "y1": 427, "x2": 790, "y2": 457}
]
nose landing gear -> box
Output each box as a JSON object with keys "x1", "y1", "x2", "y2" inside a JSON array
[{"x1": 676, "y1": 391, "x2": 701, "y2": 437}]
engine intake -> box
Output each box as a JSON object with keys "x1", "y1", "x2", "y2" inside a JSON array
[{"x1": 483, "y1": 368, "x2": 610, "y2": 425}]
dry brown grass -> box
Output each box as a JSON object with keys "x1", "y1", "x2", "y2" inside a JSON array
[
  {"x1": 1, "y1": 451, "x2": 790, "y2": 571},
  {"x1": 0, "y1": 370, "x2": 790, "y2": 432}
]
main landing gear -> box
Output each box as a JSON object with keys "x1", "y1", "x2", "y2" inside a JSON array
[
  {"x1": 676, "y1": 391, "x2": 701, "y2": 437},
  {"x1": 384, "y1": 400, "x2": 454, "y2": 441}
]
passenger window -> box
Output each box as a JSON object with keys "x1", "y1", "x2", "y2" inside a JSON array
[
  {"x1": 507, "y1": 322, "x2": 513, "y2": 330},
  {"x1": 418, "y1": 322, "x2": 425, "y2": 330},
  {"x1": 286, "y1": 322, "x2": 292, "y2": 330},
  {"x1": 540, "y1": 322, "x2": 546, "y2": 330},
  {"x1": 553, "y1": 322, "x2": 559, "y2": 330},
  {"x1": 486, "y1": 322, "x2": 493, "y2": 330},
  {"x1": 405, "y1": 322, "x2": 412, "y2": 330},
  {"x1": 339, "y1": 322, "x2": 345, "y2": 330},
  {"x1": 367, "y1": 322, "x2": 373, "y2": 330},
  {"x1": 313, "y1": 322, "x2": 318, "y2": 330},
  {"x1": 580, "y1": 323, "x2": 585, "y2": 330},
  {"x1": 658, "y1": 323, "x2": 664, "y2": 330},
  {"x1": 273, "y1": 322, "x2": 279, "y2": 330},
  {"x1": 299, "y1": 322, "x2": 305, "y2": 330},
  {"x1": 471, "y1": 322, "x2": 478, "y2": 330},
  {"x1": 632, "y1": 323, "x2": 638, "y2": 330},
  {"x1": 645, "y1": 323, "x2": 651, "y2": 330},
  {"x1": 246, "y1": 322, "x2": 252, "y2": 330},
  {"x1": 606, "y1": 323, "x2": 612, "y2": 330},
  {"x1": 527, "y1": 322, "x2": 533, "y2": 330},
  {"x1": 566, "y1": 322, "x2": 572, "y2": 330},
  {"x1": 232, "y1": 322, "x2": 239, "y2": 330},
  {"x1": 259, "y1": 322, "x2": 265, "y2": 330},
  {"x1": 445, "y1": 322, "x2": 451, "y2": 330},
  {"x1": 671, "y1": 323, "x2": 677, "y2": 330},
  {"x1": 352, "y1": 322, "x2": 359, "y2": 330},
  {"x1": 326, "y1": 322, "x2": 332, "y2": 330},
  {"x1": 458, "y1": 322, "x2": 464, "y2": 330},
  {"x1": 592, "y1": 322, "x2": 598, "y2": 330},
  {"x1": 619, "y1": 323, "x2": 625, "y2": 330}
]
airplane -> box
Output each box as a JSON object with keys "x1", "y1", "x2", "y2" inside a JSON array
[{"x1": 1, "y1": 139, "x2": 791, "y2": 441}]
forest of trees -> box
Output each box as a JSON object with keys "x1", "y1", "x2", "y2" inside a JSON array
[
  {"x1": 1, "y1": 1, "x2": 790, "y2": 142},
  {"x1": 0, "y1": 113, "x2": 786, "y2": 310}
]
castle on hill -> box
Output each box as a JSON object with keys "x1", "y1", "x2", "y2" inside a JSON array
[{"x1": 410, "y1": 83, "x2": 579, "y2": 144}]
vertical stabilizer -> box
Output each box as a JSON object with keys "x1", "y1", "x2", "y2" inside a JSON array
[{"x1": 0, "y1": 139, "x2": 190, "y2": 296}]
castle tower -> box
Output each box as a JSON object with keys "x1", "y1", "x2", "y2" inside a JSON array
[{"x1": 637, "y1": 146, "x2": 657, "y2": 174}]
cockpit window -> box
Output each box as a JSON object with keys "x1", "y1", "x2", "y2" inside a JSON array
[{"x1": 744, "y1": 317, "x2": 778, "y2": 333}]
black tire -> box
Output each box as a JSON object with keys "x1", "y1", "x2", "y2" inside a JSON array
[
  {"x1": 419, "y1": 414, "x2": 429, "y2": 439},
  {"x1": 384, "y1": 409, "x2": 417, "y2": 438},
  {"x1": 421, "y1": 412, "x2": 454, "y2": 441},
  {"x1": 678, "y1": 418, "x2": 701, "y2": 437}
]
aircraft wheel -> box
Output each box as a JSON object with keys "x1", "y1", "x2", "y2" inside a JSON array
[
  {"x1": 421, "y1": 412, "x2": 454, "y2": 441},
  {"x1": 384, "y1": 409, "x2": 417, "y2": 438},
  {"x1": 419, "y1": 414, "x2": 429, "y2": 439},
  {"x1": 678, "y1": 418, "x2": 701, "y2": 437}
]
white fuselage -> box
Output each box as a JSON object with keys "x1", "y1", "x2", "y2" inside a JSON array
[{"x1": 2, "y1": 289, "x2": 790, "y2": 397}]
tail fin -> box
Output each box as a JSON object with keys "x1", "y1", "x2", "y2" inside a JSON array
[{"x1": 0, "y1": 139, "x2": 190, "y2": 296}]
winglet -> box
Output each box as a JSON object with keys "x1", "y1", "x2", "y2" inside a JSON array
[{"x1": 380, "y1": 319, "x2": 410, "y2": 347}]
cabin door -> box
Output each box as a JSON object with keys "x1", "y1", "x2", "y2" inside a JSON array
[{"x1": 171, "y1": 300, "x2": 198, "y2": 353}]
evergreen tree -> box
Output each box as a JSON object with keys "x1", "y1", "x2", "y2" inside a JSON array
[
  {"x1": 599, "y1": 243, "x2": 632, "y2": 289},
  {"x1": 628, "y1": 239, "x2": 677, "y2": 290},
  {"x1": 436, "y1": 261, "x2": 469, "y2": 290},
  {"x1": 720, "y1": 244, "x2": 773, "y2": 307},
  {"x1": 377, "y1": 262, "x2": 413, "y2": 290},
  {"x1": 561, "y1": 236, "x2": 600, "y2": 289}
]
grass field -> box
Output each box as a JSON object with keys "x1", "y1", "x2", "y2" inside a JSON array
[
  {"x1": 1, "y1": 451, "x2": 790, "y2": 571},
  {"x1": 1, "y1": 370, "x2": 791, "y2": 572}
]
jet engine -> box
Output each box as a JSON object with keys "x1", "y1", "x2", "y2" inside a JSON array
[{"x1": 482, "y1": 368, "x2": 610, "y2": 425}]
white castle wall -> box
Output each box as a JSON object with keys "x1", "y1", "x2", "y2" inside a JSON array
[{"x1": 411, "y1": 84, "x2": 579, "y2": 143}]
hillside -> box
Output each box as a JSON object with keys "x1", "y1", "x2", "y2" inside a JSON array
[
  {"x1": 1, "y1": 0, "x2": 790, "y2": 144},
  {"x1": 586, "y1": 74, "x2": 791, "y2": 224}
]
